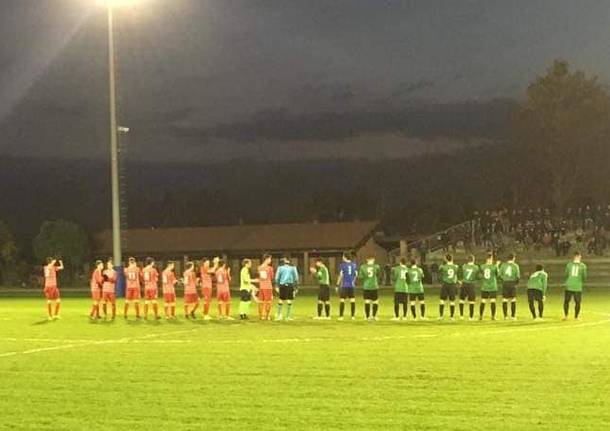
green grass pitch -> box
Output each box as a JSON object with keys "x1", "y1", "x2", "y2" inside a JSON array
[{"x1": 0, "y1": 286, "x2": 608, "y2": 430}]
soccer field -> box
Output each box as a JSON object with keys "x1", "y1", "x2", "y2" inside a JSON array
[{"x1": 0, "y1": 287, "x2": 608, "y2": 431}]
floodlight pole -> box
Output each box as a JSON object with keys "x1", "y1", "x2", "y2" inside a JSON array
[{"x1": 107, "y1": 4, "x2": 122, "y2": 266}]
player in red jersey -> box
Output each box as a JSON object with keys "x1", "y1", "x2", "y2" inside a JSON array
[
  {"x1": 257, "y1": 254, "x2": 274, "y2": 320},
  {"x1": 199, "y1": 257, "x2": 218, "y2": 320},
  {"x1": 162, "y1": 261, "x2": 178, "y2": 319},
  {"x1": 124, "y1": 257, "x2": 142, "y2": 319},
  {"x1": 216, "y1": 260, "x2": 233, "y2": 319},
  {"x1": 43, "y1": 257, "x2": 64, "y2": 320},
  {"x1": 183, "y1": 261, "x2": 200, "y2": 319},
  {"x1": 102, "y1": 259, "x2": 117, "y2": 320},
  {"x1": 89, "y1": 260, "x2": 104, "y2": 320},
  {"x1": 142, "y1": 257, "x2": 160, "y2": 320}
]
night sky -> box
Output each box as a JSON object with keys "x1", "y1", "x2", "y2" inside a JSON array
[{"x1": 1, "y1": 0, "x2": 610, "y2": 163}]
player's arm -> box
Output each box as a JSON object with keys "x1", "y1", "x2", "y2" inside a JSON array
[
  {"x1": 582, "y1": 264, "x2": 588, "y2": 282},
  {"x1": 336, "y1": 270, "x2": 343, "y2": 287},
  {"x1": 542, "y1": 273, "x2": 548, "y2": 300},
  {"x1": 57, "y1": 260, "x2": 64, "y2": 271}
]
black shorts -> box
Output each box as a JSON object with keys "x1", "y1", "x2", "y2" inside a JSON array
[
  {"x1": 440, "y1": 283, "x2": 457, "y2": 301},
  {"x1": 527, "y1": 289, "x2": 543, "y2": 302},
  {"x1": 363, "y1": 290, "x2": 379, "y2": 301},
  {"x1": 318, "y1": 285, "x2": 330, "y2": 302},
  {"x1": 502, "y1": 281, "x2": 517, "y2": 299},
  {"x1": 279, "y1": 284, "x2": 295, "y2": 301},
  {"x1": 239, "y1": 289, "x2": 251, "y2": 302},
  {"x1": 409, "y1": 293, "x2": 424, "y2": 301},
  {"x1": 394, "y1": 292, "x2": 408, "y2": 304},
  {"x1": 481, "y1": 290, "x2": 497, "y2": 299},
  {"x1": 340, "y1": 286, "x2": 355, "y2": 299},
  {"x1": 459, "y1": 283, "x2": 476, "y2": 301},
  {"x1": 564, "y1": 291, "x2": 582, "y2": 302}
]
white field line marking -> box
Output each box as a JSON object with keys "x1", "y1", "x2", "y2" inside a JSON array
[{"x1": 0, "y1": 328, "x2": 199, "y2": 358}]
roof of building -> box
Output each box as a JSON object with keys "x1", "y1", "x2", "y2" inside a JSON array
[{"x1": 94, "y1": 221, "x2": 380, "y2": 256}]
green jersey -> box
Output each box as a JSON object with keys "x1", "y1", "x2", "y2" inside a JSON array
[
  {"x1": 480, "y1": 263, "x2": 498, "y2": 291},
  {"x1": 527, "y1": 270, "x2": 548, "y2": 293},
  {"x1": 391, "y1": 264, "x2": 409, "y2": 293},
  {"x1": 359, "y1": 263, "x2": 380, "y2": 290},
  {"x1": 314, "y1": 265, "x2": 330, "y2": 286},
  {"x1": 565, "y1": 261, "x2": 587, "y2": 292},
  {"x1": 407, "y1": 266, "x2": 424, "y2": 294},
  {"x1": 461, "y1": 263, "x2": 479, "y2": 283},
  {"x1": 499, "y1": 261, "x2": 520, "y2": 282},
  {"x1": 439, "y1": 263, "x2": 459, "y2": 284},
  {"x1": 240, "y1": 267, "x2": 253, "y2": 291}
]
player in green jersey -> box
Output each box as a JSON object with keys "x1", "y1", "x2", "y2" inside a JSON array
[
  {"x1": 499, "y1": 253, "x2": 521, "y2": 320},
  {"x1": 563, "y1": 252, "x2": 587, "y2": 320},
  {"x1": 310, "y1": 258, "x2": 331, "y2": 319},
  {"x1": 438, "y1": 254, "x2": 459, "y2": 320},
  {"x1": 459, "y1": 255, "x2": 479, "y2": 320},
  {"x1": 479, "y1": 253, "x2": 499, "y2": 320},
  {"x1": 390, "y1": 257, "x2": 409, "y2": 320},
  {"x1": 358, "y1": 255, "x2": 381, "y2": 321},
  {"x1": 526, "y1": 264, "x2": 548, "y2": 320},
  {"x1": 407, "y1": 259, "x2": 426, "y2": 320},
  {"x1": 238, "y1": 259, "x2": 258, "y2": 320}
]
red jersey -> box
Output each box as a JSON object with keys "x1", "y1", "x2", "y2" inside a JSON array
[
  {"x1": 162, "y1": 269, "x2": 176, "y2": 294},
  {"x1": 124, "y1": 266, "x2": 142, "y2": 290},
  {"x1": 44, "y1": 264, "x2": 58, "y2": 288},
  {"x1": 90, "y1": 268, "x2": 103, "y2": 291},
  {"x1": 216, "y1": 268, "x2": 231, "y2": 293},
  {"x1": 200, "y1": 264, "x2": 213, "y2": 289},
  {"x1": 258, "y1": 265, "x2": 274, "y2": 290},
  {"x1": 102, "y1": 269, "x2": 116, "y2": 293},
  {"x1": 183, "y1": 269, "x2": 197, "y2": 294},
  {"x1": 143, "y1": 267, "x2": 159, "y2": 290}
]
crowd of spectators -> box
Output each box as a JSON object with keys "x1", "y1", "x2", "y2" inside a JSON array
[{"x1": 474, "y1": 206, "x2": 610, "y2": 256}]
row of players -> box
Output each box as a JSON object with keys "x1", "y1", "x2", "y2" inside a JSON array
[{"x1": 41, "y1": 251, "x2": 587, "y2": 322}]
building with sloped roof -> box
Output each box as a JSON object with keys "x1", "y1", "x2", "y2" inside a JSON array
[{"x1": 93, "y1": 221, "x2": 386, "y2": 285}]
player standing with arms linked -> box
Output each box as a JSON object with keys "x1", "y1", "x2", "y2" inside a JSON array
[
  {"x1": 479, "y1": 254, "x2": 499, "y2": 320},
  {"x1": 199, "y1": 257, "x2": 218, "y2": 320},
  {"x1": 124, "y1": 257, "x2": 142, "y2": 319},
  {"x1": 336, "y1": 252, "x2": 357, "y2": 321},
  {"x1": 563, "y1": 252, "x2": 587, "y2": 321},
  {"x1": 216, "y1": 260, "x2": 233, "y2": 320},
  {"x1": 162, "y1": 261, "x2": 178, "y2": 319},
  {"x1": 438, "y1": 254, "x2": 459, "y2": 320},
  {"x1": 358, "y1": 255, "x2": 381, "y2": 321},
  {"x1": 500, "y1": 253, "x2": 520, "y2": 320},
  {"x1": 89, "y1": 260, "x2": 104, "y2": 320},
  {"x1": 183, "y1": 262, "x2": 200, "y2": 319},
  {"x1": 102, "y1": 258, "x2": 117, "y2": 320},
  {"x1": 391, "y1": 257, "x2": 409, "y2": 320},
  {"x1": 43, "y1": 257, "x2": 64, "y2": 320},
  {"x1": 407, "y1": 259, "x2": 426, "y2": 320},
  {"x1": 143, "y1": 258, "x2": 160, "y2": 320},
  {"x1": 459, "y1": 255, "x2": 479, "y2": 320},
  {"x1": 275, "y1": 257, "x2": 299, "y2": 321},
  {"x1": 239, "y1": 259, "x2": 258, "y2": 320}
]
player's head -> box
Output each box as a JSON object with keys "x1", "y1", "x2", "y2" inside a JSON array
[
  {"x1": 366, "y1": 254, "x2": 375, "y2": 264},
  {"x1": 242, "y1": 258, "x2": 252, "y2": 268},
  {"x1": 46, "y1": 257, "x2": 56, "y2": 265},
  {"x1": 445, "y1": 253, "x2": 453, "y2": 263},
  {"x1": 106, "y1": 258, "x2": 113, "y2": 269},
  {"x1": 343, "y1": 252, "x2": 352, "y2": 262},
  {"x1": 535, "y1": 263, "x2": 544, "y2": 272},
  {"x1": 262, "y1": 254, "x2": 272, "y2": 265},
  {"x1": 282, "y1": 256, "x2": 291, "y2": 265},
  {"x1": 467, "y1": 255, "x2": 475, "y2": 263},
  {"x1": 95, "y1": 260, "x2": 104, "y2": 270},
  {"x1": 219, "y1": 259, "x2": 227, "y2": 268},
  {"x1": 186, "y1": 261, "x2": 194, "y2": 270},
  {"x1": 315, "y1": 257, "x2": 324, "y2": 268},
  {"x1": 507, "y1": 253, "x2": 515, "y2": 262},
  {"x1": 409, "y1": 259, "x2": 417, "y2": 267},
  {"x1": 128, "y1": 257, "x2": 136, "y2": 267},
  {"x1": 166, "y1": 261, "x2": 175, "y2": 270},
  {"x1": 400, "y1": 257, "x2": 407, "y2": 265},
  {"x1": 573, "y1": 251, "x2": 582, "y2": 262},
  {"x1": 145, "y1": 257, "x2": 155, "y2": 267},
  {"x1": 486, "y1": 253, "x2": 494, "y2": 264}
]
